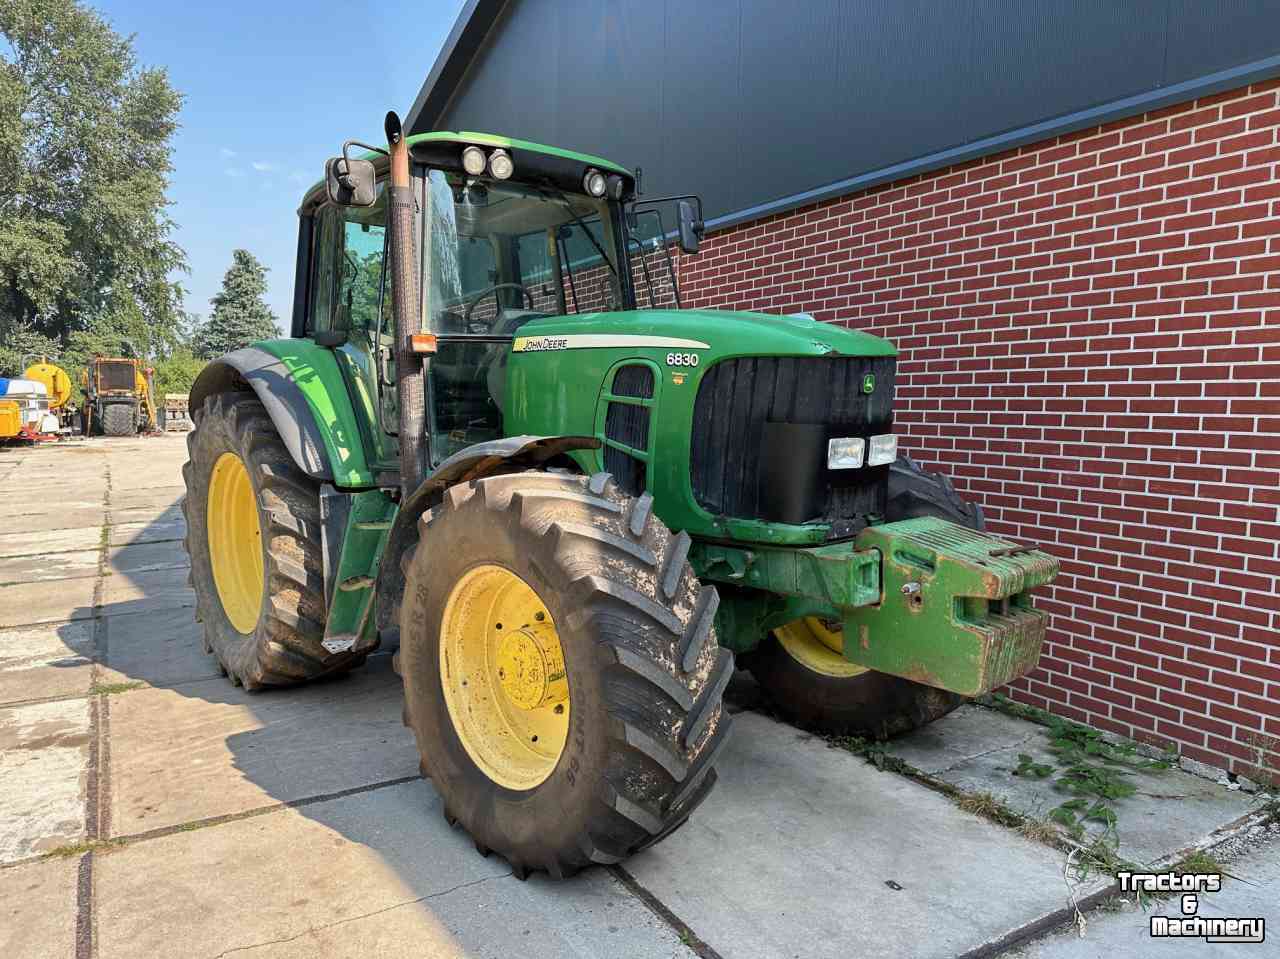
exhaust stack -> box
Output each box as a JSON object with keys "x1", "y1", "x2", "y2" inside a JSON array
[{"x1": 384, "y1": 111, "x2": 427, "y2": 495}]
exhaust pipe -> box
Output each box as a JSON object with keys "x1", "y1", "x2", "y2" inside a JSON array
[{"x1": 384, "y1": 111, "x2": 427, "y2": 495}]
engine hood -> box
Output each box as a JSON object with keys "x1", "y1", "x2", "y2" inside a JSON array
[{"x1": 515, "y1": 309, "x2": 895, "y2": 359}]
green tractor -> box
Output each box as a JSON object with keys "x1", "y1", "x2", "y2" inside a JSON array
[{"x1": 182, "y1": 113, "x2": 1058, "y2": 879}]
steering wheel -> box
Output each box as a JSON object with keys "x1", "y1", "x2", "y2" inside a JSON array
[{"x1": 463, "y1": 283, "x2": 535, "y2": 325}]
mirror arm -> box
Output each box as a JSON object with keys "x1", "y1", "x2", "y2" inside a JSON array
[
  {"x1": 631, "y1": 194, "x2": 705, "y2": 237},
  {"x1": 336, "y1": 140, "x2": 388, "y2": 191}
]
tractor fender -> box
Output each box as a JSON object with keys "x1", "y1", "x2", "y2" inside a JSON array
[
  {"x1": 189, "y1": 347, "x2": 333, "y2": 482},
  {"x1": 374, "y1": 434, "x2": 601, "y2": 635}
]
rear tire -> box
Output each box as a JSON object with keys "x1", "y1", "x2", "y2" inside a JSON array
[
  {"x1": 101, "y1": 403, "x2": 135, "y2": 437},
  {"x1": 182, "y1": 391, "x2": 364, "y2": 689},
  {"x1": 746, "y1": 457, "x2": 981, "y2": 738},
  {"x1": 400, "y1": 471, "x2": 732, "y2": 879}
]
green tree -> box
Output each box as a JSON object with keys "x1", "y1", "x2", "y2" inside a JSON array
[
  {"x1": 0, "y1": 0, "x2": 186, "y2": 354},
  {"x1": 195, "y1": 250, "x2": 279, "y2": 357},
  {"x1": 152, "y1": 347, "x2": 204, "y2": 396}
]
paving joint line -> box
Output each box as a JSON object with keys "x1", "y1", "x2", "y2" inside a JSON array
[
  {"x1": 0, "y1": 774, "x2": 427, "y2": 872},
  {"x1": 608, "y1": 865, "x2": 724, "y2": 959},
  {"x1": 76, "y1": 465, "x2": 112, "y2": 959}
]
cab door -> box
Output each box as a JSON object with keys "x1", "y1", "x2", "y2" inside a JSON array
[{"x1": 308, "y1": 191, "x2": 398, "y2": 476}]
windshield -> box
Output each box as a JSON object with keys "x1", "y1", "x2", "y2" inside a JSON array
[{"x1": 425, "y1": 170, "x2": 626, "y2": 335}]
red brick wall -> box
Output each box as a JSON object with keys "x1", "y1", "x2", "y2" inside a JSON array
[{"x1": 676, "y1": 79, "x2": 1280, "y2": 784}]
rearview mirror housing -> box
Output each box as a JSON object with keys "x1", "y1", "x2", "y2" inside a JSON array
[
  {"x1": 324, "y1": 157, "x2": 377, "y2": 207},
  {"x1": 677, "y1": 199, "x2": 703, "y2": 254}
]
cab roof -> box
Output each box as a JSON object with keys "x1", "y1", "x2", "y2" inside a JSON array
[{"x1": 302, "y1": 130, "x2": 632, "y2": 210}]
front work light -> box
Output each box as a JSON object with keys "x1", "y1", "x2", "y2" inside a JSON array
[
  {"x1": 827, "y1": 437, "x2": 865, "y2": 470},
  {"x1": 461, "y1": 145, "x2": 487, "y2": 176},
  {"x1": 866, "y1": 434, "x2": 898, "y2": 467},
  {"x1": 488, "y1": 148, "x2": 514, "y2": 179},
  {"x1": 583, "y1": 168, "x2": 607, "y2": 197}
]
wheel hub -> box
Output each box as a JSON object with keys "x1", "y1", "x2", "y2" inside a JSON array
[
  {"x1": 439, "y1": 564, "x2": 570, "y2": 791},
  {"x1": 495, "y1": 622, "x2": 568, "y2": 711}
]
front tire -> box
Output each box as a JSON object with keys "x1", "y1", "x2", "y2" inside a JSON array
[
  {"x1": 182, "y1": 391, "x2": 364, "y2": 689},
  {"x1": 101, "y1": 403, "x2": 135, "y2": 437},
  {"x1": 746, "y1": 457, "x2": 982, "y2": 738},
  {"x1": 400, "y1": 471, "x2": 732, "y2": 879}
]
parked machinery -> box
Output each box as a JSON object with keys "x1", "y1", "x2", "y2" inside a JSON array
[
  {"x1": 0, "y1": 376, "x2": 60, "y2": 442},
  {"x1": 81, "y1": 356, "x2": 159, "y2": 436},
  {"x1": 181, "y1": 115, "x2": 1060, "y2": 879},
  {"x1": 22, "y1": 358, "x2": 73, "y2": 431}
]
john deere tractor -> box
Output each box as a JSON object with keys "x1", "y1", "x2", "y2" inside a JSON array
[{"x1": 182, "y1": 114, "x2": 1058, "y2": 879}]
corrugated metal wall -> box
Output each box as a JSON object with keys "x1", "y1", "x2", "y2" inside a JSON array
[{"x1": 434, "y1": 0, "x2": 1280, "y2": 225}]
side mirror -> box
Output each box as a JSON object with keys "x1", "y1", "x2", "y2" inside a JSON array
[
  {"x1": 324, "y1": 156, "x2": 376, "y2": 207},
  {"x1": 677, "y1": 199, "x2": 704, "y2": 254}
]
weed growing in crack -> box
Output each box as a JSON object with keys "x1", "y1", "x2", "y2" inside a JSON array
[{"x1": 988, "y1": 693, "x2": 1176, "y2": 846}]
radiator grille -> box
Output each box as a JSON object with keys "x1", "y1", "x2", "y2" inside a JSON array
[
  {"x1": 689, "y1": 355, "x2": 895, "y2": 530},
  {"x1": 98, "y1": 361, "x2": 135, "y2": 392},
  {"x1": 604, "y1": 364, "x2": 653, "y2": 496}
]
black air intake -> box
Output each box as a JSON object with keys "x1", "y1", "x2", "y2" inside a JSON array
[
  {"x1": 604, "y1": 364, "x2": 654, "y2": 496},
  {"x1": 689, "y1": 355, "x2": 895, "y2": 535}
]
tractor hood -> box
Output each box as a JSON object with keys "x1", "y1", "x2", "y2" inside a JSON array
[{"x1": 514, "y1": 309, "x2": 895, "y2": 359}]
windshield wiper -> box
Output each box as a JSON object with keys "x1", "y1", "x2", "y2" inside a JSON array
[{"x1": 538, "y1": 185, "x2": 618, "y2": 280}]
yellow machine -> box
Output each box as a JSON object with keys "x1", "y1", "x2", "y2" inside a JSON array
[
  {"x1": 81, "y1": 356, "x2": 159, "y2": 436},
  {"x1": 24, "y1": 360, "x2": 73, "y2": 410}
]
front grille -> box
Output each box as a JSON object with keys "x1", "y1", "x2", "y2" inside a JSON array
[
  {"x1": 604, "y1": 364, "x2": 653, "y2": 496},
  {"x1": 689, "y1": 355, "x2": 895, "y2": 532},
  {"x1": 98, "y1": 361, "x2": 135, "y2": 392}
]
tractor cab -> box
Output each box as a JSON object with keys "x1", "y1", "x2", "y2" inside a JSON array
[{"x1": 300, "y1": 131, "x2": 701, "y2": 471}]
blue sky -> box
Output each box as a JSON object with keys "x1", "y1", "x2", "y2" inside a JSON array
[{"x1": 95, "y1": 0, "x2": 467, "y2": 330}]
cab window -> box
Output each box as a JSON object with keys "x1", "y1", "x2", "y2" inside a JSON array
[{"x1": 308, "y1": 190, "x2": 387, "y2": 335}]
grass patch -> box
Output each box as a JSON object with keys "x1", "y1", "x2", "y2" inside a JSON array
[
  {"x1": 45, "y1": 838, "x2": 124, "y2": 859},
  {"x1": 90, "y1": 680, "x2": 145, "y2": 696}
]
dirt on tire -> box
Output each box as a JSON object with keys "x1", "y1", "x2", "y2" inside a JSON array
[
  {"x1": 182, "y1": 390, "x2": 365, "y2": 689},
  {"x1": 399, "y1": 470, "x2": 732, "y2": 880}
]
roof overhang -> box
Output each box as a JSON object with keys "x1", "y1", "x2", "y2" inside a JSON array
[{"x1": 406, "y1": 0, "x2": 510, "y2": 137}]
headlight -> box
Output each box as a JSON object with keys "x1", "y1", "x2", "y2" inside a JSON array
[
  {"x1": 461, "y1": 145, "x2": 486, "y2": 176},
  {"x1": 583, "y1": 168, "x2": 607, "y2": 197},
  {"x1": 866, "y1": 434, "x2": 898, "y2": 466},
  {"x1": 827, "y1": 437, "x2": 865, "y2": 470},
  {"x1": 488, "y1": 149, "x2": 514, "y2": 180}
]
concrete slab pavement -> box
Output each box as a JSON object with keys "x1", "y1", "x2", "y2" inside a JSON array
[
  {"x1": 0, "y1": 526, "x2": 103, "y2": 560},
  {"x1": 0, "y1": 697, "x2": 90, "y2": 863},
  {"x1": 105, "y1": 540, "x2": 188, "y2": 575},
  {"x1": 107, "y1": 654, "x2": 418, "y2": 836},
  {"x1": 626, "y1": 711, "x2": 1100, "y2": 959},
  {"x1": 888, "y1": 705, "x2": 1259, "y2": 865},
  {"x1": 95, "y1": 780, "x2": 698, "y2": 959},
  {"x1": 106, "y1": 519, "x2": 186, "y2": 547},
  {"x1": 0, "y1": 856, "x2": 80, "y2": 959},
  {"x1": 0, "y1": 577, "x2": 97, "y2": 629},
  {"x1": 1010, "y1": 834, "x2": 1280, "y2": 957},
  {"x1": 0, "y1": 620, "x2": 95, "y2": 705},
  {"x1": 97, "y1": 565, "x2": 192, "y2": 617},
  {"x1": 97, "y1": 605, "x2": 216, "y2": 690}
]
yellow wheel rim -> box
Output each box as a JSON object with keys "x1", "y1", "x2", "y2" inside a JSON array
[
  {"x1": 439, "y1": 565, "x2": 570, "y2": 791},
  {"x1": 774, "y1": 616, "x2": 869, "y2": 679},
  {"x1": 207, "y1": 452, "x2": 264, "y2": 635}
]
